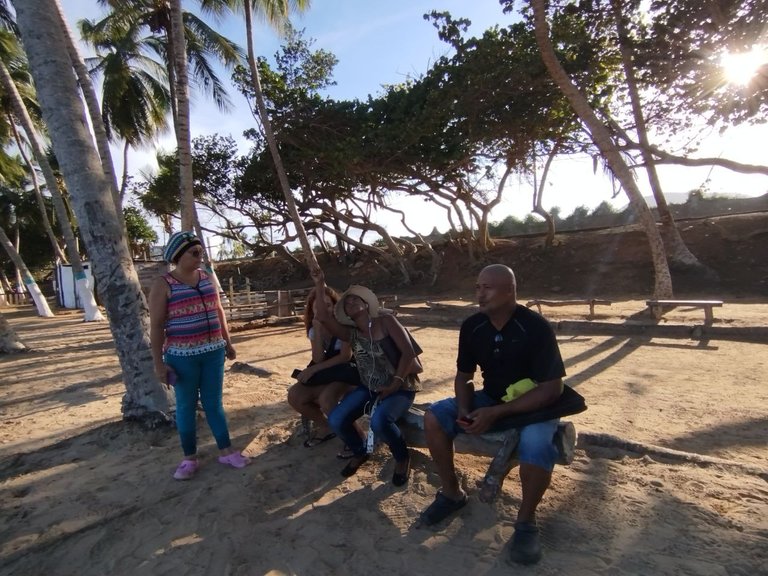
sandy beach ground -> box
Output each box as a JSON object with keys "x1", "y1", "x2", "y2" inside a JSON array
[{"x1": 1, "y1": 300, "x2": 767, "y2": 575}]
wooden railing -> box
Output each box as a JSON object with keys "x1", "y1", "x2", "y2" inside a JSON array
[
  {"x1": 218, "y1": 280, "x2": 399, "y2": 323},
  {"x1": 220, "y1": 278, "x2": 309, "y2": 321},
  {"x1": 0, "y1": 292, "x2": 29, "y2": 307}
]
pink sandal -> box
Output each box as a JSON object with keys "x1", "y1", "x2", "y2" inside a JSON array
[{"x1": 218, "y1": 452, "x2": 251, "y2": 469}]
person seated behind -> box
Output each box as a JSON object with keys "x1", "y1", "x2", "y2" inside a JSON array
[
  {"x1": 287, "y1": 287, "x2": 361, "y2": 449},
  {"x1": 419, "y1": 264, "x2": 566, "y2": 566},
  {"x1": 310, "y1": 267, "x2": 421, "y2": 486}
]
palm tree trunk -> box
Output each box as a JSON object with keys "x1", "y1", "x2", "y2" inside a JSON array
[
  {"x1": 166, "y1": 40, "x2": 179, "y2": 130},
  {"x1": 0, "y1": 57, "x2": 104, "y2": 320},
  {"x1": 168, "y1": 0, "x2": 196, "y2": 232},
  {"x1": 243, "y1": 0, "x2": 318, "y2": 272},
  {"x1": 121, "y1": 141, "x2": 130, "y2": 199},
  {"x1": 530, "y1": 0, "x2": 672, "y2": 298},
  {"x1": 12, "y1": 227, "x2": 22, "y2": 288},
  {"x1": 0, "y1": 224, "x2": 54, "y2": 317},
  {"x1": 15, "y1": 0, "x2": 172, "y2": 424},
  {"x1": 167, "y1": 0, "x2": 218, "y2": 284},
  {"x1": 8, "y1": 114, "x2": 68, "y2": 263},
  {"x1": 608, "y1": 0, "x2": 706, "y2": 271},
  {"x1": 51, "y1": 0, "x2": 126, "y2": 235}
]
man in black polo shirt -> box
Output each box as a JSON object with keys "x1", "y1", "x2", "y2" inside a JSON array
[{"x1": 419, "y1": 264, "x2": 566, "y2": 565}]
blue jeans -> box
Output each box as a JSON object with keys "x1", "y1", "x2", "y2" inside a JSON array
[
  {"x1": 165, "y1": 348, "x2": 231, "y2": 456},
  {"x1": 428, "y1": 391, "x2": 560, "y2": 471},
  {"x1": 329, "y1": 385, "x2": 415, "y2": 462}
]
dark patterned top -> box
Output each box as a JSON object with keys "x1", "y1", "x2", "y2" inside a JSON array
[{"x1": 349, "y1": 329, "x2": 421, "y2": 392}]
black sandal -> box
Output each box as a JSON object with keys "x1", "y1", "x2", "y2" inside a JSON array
[
  {"x1": 341, "y1": 453, "x2": 369, "y2": 477},
  {"x1": 302, "y1": 432, "x2": 336, "y2": 448},
  {"x1": 336, "y1": 445, "x2": 355, "y2": 460},
  {"x1": 392, "y1": 452, "x2": 411, "y2": 487},
  {"x1": 418, "y1": 491, "x2": 467, "y2": 526}
]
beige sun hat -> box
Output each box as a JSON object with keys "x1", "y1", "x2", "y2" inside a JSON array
[{"x1": 334, "y1": 285, "x2": 380, "y2": 326}]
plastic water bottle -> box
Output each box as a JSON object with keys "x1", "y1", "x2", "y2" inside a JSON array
[
  {"x1": 366, "y1": 401, "x2": 378, "y2": 454},
  {"x1": 477, "y1": 428, "x2": 520, "y2": 503}
]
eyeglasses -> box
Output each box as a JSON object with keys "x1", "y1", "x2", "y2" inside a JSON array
[{"x1": 493, "y1": 333, "x2": 503, "y2": 360}]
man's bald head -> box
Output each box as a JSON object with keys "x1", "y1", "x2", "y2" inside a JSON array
[
  {"x1": 476, "y1": 265, "x2": 517, "y2": 316},
  {"x1": 479, "y1": 264, "x2": 516, "y2": 294}
]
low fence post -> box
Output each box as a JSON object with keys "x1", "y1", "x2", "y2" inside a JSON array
[{"x1": 278, "y1": 290, "x2": 289, "y2": 317}]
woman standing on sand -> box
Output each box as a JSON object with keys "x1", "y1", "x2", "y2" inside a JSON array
[{"x1": 149, "y1": 231, "x2": 250, "y2": 480}]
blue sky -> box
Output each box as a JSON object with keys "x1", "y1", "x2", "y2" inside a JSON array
[
  {"x1": 60, "y1": 1, "x2": 515, "y2": 140},
  {"x1": 57, "y1": 0, "x2": 767, "y2": 240}
]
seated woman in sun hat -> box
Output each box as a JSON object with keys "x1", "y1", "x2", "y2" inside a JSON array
[
  {"x1": 149, "y1": 230, "x2": 250, "y2": 480},
  {"x1": 309, "y1": 266, "x2": 421, "y2": 486}
]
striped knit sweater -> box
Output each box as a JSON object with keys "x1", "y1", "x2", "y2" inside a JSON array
[{"x1": 163, "y1": 271, "x2": 225, "y2": 356}]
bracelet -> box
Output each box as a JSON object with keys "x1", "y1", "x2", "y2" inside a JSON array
[{"x1": 392, "y1": 375, "x2": 405, "y2": 384}]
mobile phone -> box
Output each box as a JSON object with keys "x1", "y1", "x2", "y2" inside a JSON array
[
  {"x1": 457, "y1": 417, "x2": 474, "y2": 426},
  {"x1": 291, "y1": 368, "x2": 302, "y2": 379},
  {"x1": 166, "y1": 368, "x2": 177, "y2": 386}
]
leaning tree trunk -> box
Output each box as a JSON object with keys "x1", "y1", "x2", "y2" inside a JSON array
[
  {"x1": 168, "y1": 0, "x2": 195, "y2": 233},
  {"x1": 532, "y1": 140, "x2": 563, "y2": 248},
  {"x1": 9, "y1": 115, "x2": 67, "y2": 263},
  {"x1": 15, "y1": 0, "x2": 172, "y2": 424},
  {"x1": 530, "y1": 0, "x2": 672, "y2": 298},
  {"x1": 0, "y1": 58, "x2": 104, "y2": 321},
  {"x1": 0, "y1": 225, "x2": 54, "y2": 317},
  {"x1": 243, "y1": 0, "x2": 319, "y2": 273},
  {"x1": 52, "y1": 0, "x2": 126, "y2": 235},
  {"x1": 168, "y1": 0, "x2": 217, "y2": 284},
  {"x1": 120, "y1": 141, "x2": 130, "y2": 198},
  {"x1": 609, "y1": 0, "x2": 706, "y2": 271}
]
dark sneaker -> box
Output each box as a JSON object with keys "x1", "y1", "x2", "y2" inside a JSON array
[
  {"x1": 418, "y1": 491, "x2": 467, "y2": 526},
  {"x1": 508, "y1": 522, "x2": 542, "y2": 565}
]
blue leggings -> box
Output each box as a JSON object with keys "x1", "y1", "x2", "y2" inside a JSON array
[
  {"x1": 165, "y1": 348, "x2": 231, "y2": 456},
  {"x1": 329, "y1": 385, "x2": 415, "y2": 462}
]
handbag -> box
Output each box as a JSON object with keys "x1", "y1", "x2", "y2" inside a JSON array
[
  {"x1": 492, "y1": 385, "x2": 587, "y2": 430},
  {"x1": 300, "y1": 362, "x2": 361, "y2": 387},
  {"x1": 293, "y1": 335, "x2": 360, "y2": 387},
  {"x1": 379, "y1": 328, "x2": 424, "y2": 375}
]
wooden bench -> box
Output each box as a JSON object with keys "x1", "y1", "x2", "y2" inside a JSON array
[
  {"x1": 301, "y1": 406, "x2": 577, "y2": 504},
  {"x1": 646, "y1": 299, "x2": 723, "y2": 325},
  {"x1": 400, "y1": 405, "x2": 576, "y2": 503},
  {"x1": 425, "y1": 301, "x2": 477, "y2": 312},
  {"x1": 400, "y1": 405, "x2": 575, "y2": 462},
  {"x1": 378, "y1": 293, "x2": 399, "y2": 310},
  {"x1": 526, "y1": 298, "x2": 612, "y2": 316}
]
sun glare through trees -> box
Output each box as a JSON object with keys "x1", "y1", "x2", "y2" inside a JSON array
[{"x1": 721, "y1": 45, "x2": 768, "y2": 85}]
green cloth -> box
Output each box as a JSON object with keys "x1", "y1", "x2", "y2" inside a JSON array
[{"x1": 501, "y1": 378, "x2": 537, "y2": 402}]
